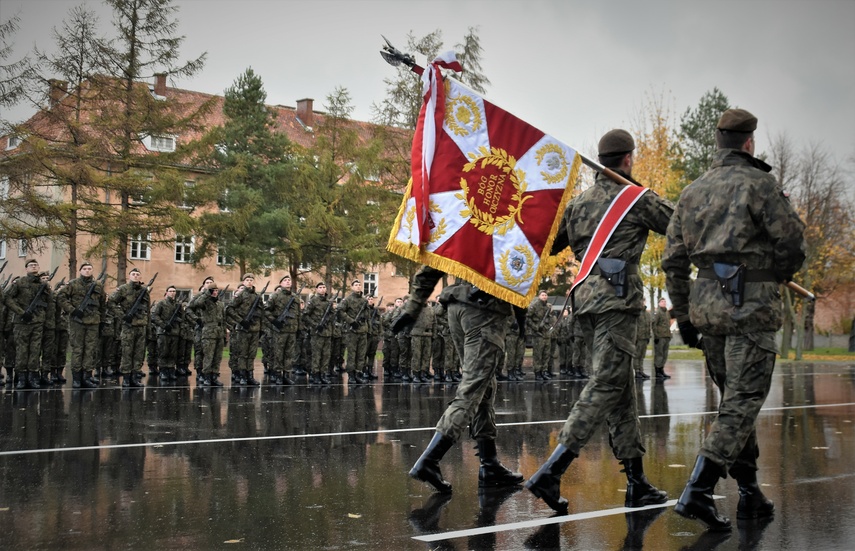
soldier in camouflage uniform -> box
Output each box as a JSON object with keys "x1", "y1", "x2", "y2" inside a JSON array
[
  {"x1": 3, "y1": 277, "x2": 17, "y2": 386},
  {"x1": 502, "y1": 313, "x2": 524, "y2": 381},
  {"x1": 294, "y1": 300, "x2": 310, "y2": 379},
  {"x1": 409, "y1": 298, "x2": 435, "y2": 383},
  {"x1": 527, "y1": 290, "x2": 553, "y2": 380},
  {"x1": 39, "y1": 271, "x2": 58, "y2": 386},
  {"x1": 556, "y1": 308, "x2": 573, "y2": 377},
  {"x1": 364, "y1": 295, "x2": 381, "y2": 380},
  {"x1": 110, "y1": 268, "x2": 150, "y2": 387},
  {"x1": 633, "y1": 307, "x2": 652, "y2": 380},
  {"x1": 146, "y1": 307, "x2": 159, "y2": 377},
  {"x1": 99, "y1": 295, "x2": 119, "y2": 382},
  {"x1": 151, "y1": 286, "x2": 182, "y2": 382},
  {"x1": 227, "y1": 284, "x2": 244, "y2": 381},
  {"x1": 527, "y1": 129, "x2": 671, "y2": 514},
  {"x1": 570, "y1": 308, "x2": 590, "y2": 379},
  {"x1": 190, "y1": 277, "x2": 215, "y2": 382},
  {"x1": 430, "y1": 301, "x2": 449, "y2": 382},
  {"x1": 395, "y1": 266, "x2": 524, "y2": 493},
  {"x1": 4, "y1": 260, "x2": 47, "y2": 389},
  {"x1": 224, "y1": 274, "x2": 263, "y2": 386},
  {"x1": 58, "y1": 262, "x2": 105, "y2": 389},
  {"x1": 330, "y1": 301, "x2": 344, "y2": 377},
  {"x1": 176, "y1": 301, "x2": 194, "y2": 377},
  {"x1": 651, "y1": 298, "x2": 672, "y2": 379},
  {"x1": 264, "y1": 275, "x2": 300, "y2": 386},
  {"x1": 302, "y1": 282, "x2": 334, "y2": 385},
  {"x1": 187, "y1": 283, "x2": 226, "y2": 386},
  {"x1": 381, "y1": 298, "x2": 402, "y2": 378},
  {"x1": 52, "y1": 281, "x2": 69, "y2": 384},
  {"x1": 664, "y1": 109, "x2": 806, "y2": 530},
  {"x1": 340, "y1": 280, "x2": 369, "y2": 385}
]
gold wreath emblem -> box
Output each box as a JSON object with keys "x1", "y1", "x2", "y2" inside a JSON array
[
  {"x1": 454, "y1": 146, "x2": 532, "y2": 236},
  {"x1": 535, "y1": 143, "x2": 569, "y2": 185},
  {"x1": 499, "y1": 246, "x2": 535, "y2": 287},
  {"x1": 444, "y1": 81, "x2": 482, "y2": 137}
]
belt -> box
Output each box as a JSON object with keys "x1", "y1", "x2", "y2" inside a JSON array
[
  {"x1": 590, "y1": 264, "x2": 639, "y2": 275},
  {"x1": 697, "y1": 268, "x2": 776, "y2": 282}
]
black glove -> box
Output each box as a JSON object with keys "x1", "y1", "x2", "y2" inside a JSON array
[
  {"x1": 654, "y1": 338, "x2": 659, "y2": 345},
  {"x1": 350, "y1": 321, "x2": 360, "y2": 330},
  {"x1": 272, "y1": 319, "x2": 284, "y2": 330},
  {"x1": 678, "y1": 320, "x2": 701, "y2": 349},
  {"x1": 21, "y1": 311, "x2": 34, "y2": 323},
  {"x1": 391, "y1": 311, "x2": 416, "y2": 334},
  {"x1": 239, "y1": 319, "x2": 252, "y2": 330},
  {"x1": 71, "y1": 308, "x2": 84, "y2": 320}
]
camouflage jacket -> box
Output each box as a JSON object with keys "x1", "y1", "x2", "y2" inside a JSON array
[
  {"x1": 4, "y1": 273, "x2": 49, "y2": 325},
  {"x1": 636, "y1": 309, "x2": 651, "y2": 339},
  {"x1": 651, "y1": 306, "x2": 671, "y2": 338},
  {"x1": 662, "y1": 149, "x2": 806, "y2": 335},
  {"x1": 558, "y1": 172, "x2": 674, "y2": 315},
  {"x1": 303, "y1": 293, "x2": 334, "y2": 337},
  {"x1": 339, "y1": 291, "x2": 369, "y2": 334},
  {"x1": 187, "y1": 291, "x2": 225, "y2": 339},
  {"x1": 109, "y1": 282, "x2": 151, "y2": 327},
  {"x1": 366, "y1": 306, "x2": 382, "y2": 337},
  {"x1": 264, "y1": 288, "x2": 301, "y2": 333},
  {"x1": 59, "y1": 276, "x2": 106, "y2": 326},
  {"x1": 225, "y1": 287, "x2": 262, "y2": 333},
  {"x1": 526, "y1": 298, "x2": 552, "y2": 338},
  {"x1": 404, "y1": 266, "x2": 513, "y2": 319},
  {"x1": 410, "y1": 302, "x2": 435, "y2": 337},
  {"x1": 151, "y1": 296, "x2": 182, "y2": 336}
]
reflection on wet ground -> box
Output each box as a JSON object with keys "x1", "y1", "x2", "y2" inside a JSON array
[{"x1": 1, "y1": 360, "x2": 853, "y2": 550}]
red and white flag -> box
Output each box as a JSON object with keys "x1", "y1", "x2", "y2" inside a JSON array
[{"x1": 388, "y1": 53, "x2": 582, "y2": 308}]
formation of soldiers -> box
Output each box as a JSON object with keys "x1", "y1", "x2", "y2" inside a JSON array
[{"x1": 0, "y1": 258, "x2": 627, "y2": 392}]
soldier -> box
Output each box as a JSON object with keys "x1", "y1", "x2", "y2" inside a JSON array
[
  {"x1": 526, "y1": 129, "x2": 672, "y2": 514},
  {"x1": 651, "y1": 298, "x2": 672, "y2": 379},
  {"x1": 4, "y1": 259, "x2": 47, "y2": 389},
  {"x1": 176, "y1": 301, "x2": 194, "y2": 377},
  {"x1": 570, "y1": 307, "x2": 589, "y2": 379},
  {"x1": 146, "y1": 303, "x2": 159, "y2": 377},
  {"x1": 294, "y1": 299, "x2": 310, "y2": 379},
  {"x1": 633, "y1": 307, "x2": 652, "y2": 380},
  {"x1": 330, "y1": 300, "x2": 344, "y2": 377},
  {"x1": 663, "y1": 109, "x2": 805, "y2": 530},
  {"x1": 58, "y1": 262, "x2": 105, "y2": 389},
  {"x1": 409, "y1": 298, "x2": 435, "y2": 383},
  {"x1": 224, "y1": 274, "x2": 263, "y2": 386},
  {"x1": 381, "y1": 299, "x2": 402, "y2": 378},
  {"x1": 227, "y1": 284, "x2": 244, "y2": 382},
  {"x1": 52, "y1": 280, "x2": 69, "y2": 385},
  {"x1": 151, "y1": 285, "x2": 182, "y2": 382},
  {"x1": 339, "y1": 280, "x2": 369, "y2": 385},
  {"x1": 264, "y1": 274, "x2": 300, "y2": 386},
  {"x1": 109, "y1": 268, "x2": 150, "y2": 387},
  {"x1": 187, "y1": 282, "x2": 226, "y2": 387},
  {"x1": 190, "y1": 276, "x2": 215, "y2": 382},
  {"x1": 39, "y1": 270, "x2": 58, "y2": 386},
  {"x1": 502, "y1": 313, "x2": 524, "y2": 381},
  {"x1": 2, "y1": 276, "x2": 17, "y2": 386},
  {"x1": 302, "y1": 282, "x2": 333, "y2": 385},
  {"x1": 99, "y1": 295, "x2": 119, "y2": 382},
  {"x1": 556, "y1": 308, "x2": 573, "y2": 377},
  {"x1": 394, "y1": 267, "x2": 524, "y2": 493},
  {"x1": 364, "y1": 295, "x2": 381, "y2": 380},
  {"x1": 430, "y1": 301, "x2": 449, "y2": 382},
  {"x1": 527, "y1": 290, "x2": 553, "y2": 380}
]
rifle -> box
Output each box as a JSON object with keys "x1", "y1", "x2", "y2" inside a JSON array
[
  {"x1": 72, "y1": 268, "x2": 107, "y2": 319},
  {"x1": 369, "y1": 295, "x2": 384, "y2": 324},
  {"x1": 123, "y1": 272, "x2": 158, "y2": 323},
  {"x1": 164, "y1": 295, "x2": 184, "y2": 330},
  {"x1": 316, "y1": 290, "x2": 340, "y2": 332},
  {"x1": 274, "y1": 284, "x2": 305, "y2": 329},
  {"x1": 350, "y1": 294, "x2": 370, "y2": 328},
  {"x1": 548, "y1": 292, "x2": 572, "y2": 333},
  {"x1": 0, "y1": 260, "x2": 7, "y2": 276},
  {"x1": 239, "y1": 280, "x2": 270, "y2": 329},
  {"x1": 54, "y1": 276, "x2": 65, "y2": 291},
  {"x1": 1, "y1": 274, "x2": 12, "y2": 290},
  {"x1": 22, "y1": 266, "x2": 59, "y2": 321}
]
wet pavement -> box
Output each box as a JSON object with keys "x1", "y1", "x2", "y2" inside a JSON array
[{"x1": 1, "y1": 359, "x2": 854, "y2": 550}]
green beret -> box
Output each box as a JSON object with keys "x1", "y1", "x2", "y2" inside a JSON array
[
  {"x1": 717, "y1": 108, "x2": 757, "y2": 133},
  {"x1": 598, "y1": 129, "x2": 635, "y2": 156}
]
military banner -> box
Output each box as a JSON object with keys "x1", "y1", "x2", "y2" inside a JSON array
[{"x1": 387, "y1": 54, "x2": 582, "y2": 308}]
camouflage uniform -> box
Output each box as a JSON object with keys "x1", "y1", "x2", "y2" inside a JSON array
[
  {"x1": 150, "y1": 295, "x2": 182, "y2": 379},
  {"x1": 146, "y1": 311, "x2": 159, "y2": 374},
  {"x1": 556, "y1": 311, "x2": 573, "y2": 376},
  {"x1": 381, "y1": 305, "x2": 399, "y2": 377},
  {"x1": 633, "y1": 309, "x2": 651, "y2": 377},
  {"x1": 58, "y1": 274, "x2": 106, "y2": 383},
  {"x1": 53, "y1": 290, "x2": 69, "y2": 382},
  {"x1": 98, "y1": 297, "x2": 119, "y2": 378},
  {"x1": 330, "y1": 306, "x2": 344, "y2": 373},
  {"x1": 187, "y1": 289, "x2": 226, "y2": 382},
  {"x1": 554, "y1": 171, "x2": 673, "y2": 459},
  {"x1": 663, "y1": 148, "x2": 806, "y2": 475},
  {"x1": 110, "y1": 281, "x2": 151, "y2": 379},
  {"x1": 5, "y1": 273, "x2": 46, "y2": 382},
  {"x1": 339, "y1": 290, "x2": 369, "y2": 381},
  {"x1": 264, "y1": 287, "x2": 301, "y2": 383},
  {"x1": 527, "y1": 296, "x2": 553, "y2": 379},
  {"x1": 224, "y1": 287, "x2": 263, "y2": 384},
  {"x1": 302, "y1": 292, "x2": 334, "y2": 383},
  {"x1": 431, "y1": 302, "x2": 449, "y2": 381},
  {"x1": 651, "y1": 305, "x2": 671, "y2": 375},
  {"x1": 409, "y1": 301, "x2": 435, "y2": 381},
  {"x1": 365, "y1": 304, "x2": 382, "y2": 377},
  {"x1": 503, "y1": 314, "x2": 525, "y2": 380},
  {"x1": 40, "y1": 284, "x2": 57, "y2": 384}
]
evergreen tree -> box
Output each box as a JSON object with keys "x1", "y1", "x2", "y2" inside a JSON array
[{"x1": 675, "y1": 87, "x2": 730, "y2": 185}]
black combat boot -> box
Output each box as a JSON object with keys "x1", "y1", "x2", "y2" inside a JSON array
[
  {"x1": 28, "y1": 371, "x2": 42, "y2": 389},
  {"x1": 731, "y1": 466, "x2": 775, "y2": 520},
  {"x1": 409, "y1": 432, "x2": 455, "y2": 493},
  {"x1": 349, "y1": 370, "x2": 365, "y2": 385},
  {"x1": 675, "y1": 456, "x2": 732, "y2": 531},
  {"x1": 476, "y1": 439, "x2": 524, "y2": 488},
  {"x1": 55, "y1": 368, "x2": 67, "y2": 384},
  {"x1": 82, "y1": 371, "x2": 98, "y2": 389},
  {"x1": 621, "y1": 457, "x2": 668, "y2": 507},
  {"x1": 655, "y1": 368, "x2": 671, "y2": 379},
  {"x1": 128, "y1": 372, "x2": 144, "y2": 388},
  {"x1": 211, "y1": 373, "x2": 224, "y2": 387},
  {"x1": 635, "y1": 370, "x2": 651, "y2": 380},
  {"x1": 281, "y1": 371, "x2": 295, "y2": 385},
  {"x1": 71, "y1": 371, "x2": 82, "y2": 389},
  {"x1": 39, "y1": 371, "x2": 52, "y2": 386},
  {"x1": 496, "y1": 369, "x2": 509, "y2": 381},
  {"x1": 525, "y1": 444, "x2": 577, "y2": 513}
]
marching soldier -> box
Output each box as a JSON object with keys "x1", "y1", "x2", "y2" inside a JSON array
[
  {"x1": 109, "y1": 268, "x2": 151, "y2": 387},
  {"x1": 264, "y1": 275, "x2": 300, "y2": 385},
  {"x1": 58, "y1": 262, "x2": 106, "y2": 389},
  {"x1": 4, "y1": 259, "x2": 47, "y2": 389}
]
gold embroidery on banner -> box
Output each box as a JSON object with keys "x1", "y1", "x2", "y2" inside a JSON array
[
  {"x1": 499, "y1": 246, "x2": 535, "y2": 287},
  {"x1": 444, "y1": 81, "x2": 482, "y2": 137},
  {"x1": 535, "y1": 143, "x2": 569, "y2": 185},
  {"x1": 455, "y1": 146, "x2": 532, "y2": 236},
  {"x1": 403, "y1": 204, "x2": 416, "y2": 240}
]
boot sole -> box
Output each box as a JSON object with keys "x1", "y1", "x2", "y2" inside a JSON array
[
  {"x1": 409, "y1": 470, "x2": 452, "y2": 494},
  {"x1": 524, "y1": 481, "x2": 568, "y2": 514},
  {"x1": 674, "y1": 502, "x2": 732, "y2": 531}
]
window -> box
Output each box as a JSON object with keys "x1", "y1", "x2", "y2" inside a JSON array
[
  {"x1": 130, "y1": 234, "x2": 151, "y2": 260},
  {"x1": 298, "y1": 261, "x2": 312, "y2": 272},
  {"x1": 5, "y1": 135, "x2": 21, "y2": 150},
  {"x1": 175, "y1": 288, "x2": 191, "y2": 303},
  {"x1": 216, "y1": 244, "x2": 233, "y2": 266},
  {"x1": 0, "y1": 239, "x2": 6, "y2": 260},
  {"x1": 218, "y1": 189, "x2": 230, "y2": 212},
  {"x1": 180, "y1": 181, "x2": 194, "y2": 209},
  {"x1": 174, "y1": 235, "x2": 194, "y2": 263},
  {"x1": 17, "y1": 238, "x2": 27, "y2": 257},
  {"x1": 363, "y1": 273, "x2": 378, "y2": 297},
  {"x1": 142, "y1": 134, "x2": 176, "y2": 152}
]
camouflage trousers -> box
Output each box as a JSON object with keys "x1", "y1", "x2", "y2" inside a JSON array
[
  {"x1": 41, "y1": 325, "x2": 56, "y2": 372},
  {"x1": 269, "y1": 330, "x2": 297, "y2": 373},
  {"x1": 68, "y1": 322, "x2": 99, "y2": 373},
  {"x1": 633, "y1": 336, "x2": 649, "y2": 373},
  {"x1": 14, "y1": 323, "x2": 43, "y2": 372},
  {"x1": 397, "y1": 332, "x2": 411, "y2": 372},
  {"x1": 504, "y1": 332, "x2": 524, "y2": 372},
  {"x1": 382, "y1": 334, "x2": 398, "y2": 372},
  {"x1": 230, "y1": 330, "x2": 259, "y2": 372},
  {"x1": 54, "y1": 329, "x2": 69, "y2": 371},
  {"x1": 572, "y1": 334, "x2": 589, "y2": 370},
  {"x1": 532, "y1": 336, "x2": 551, "y2": 372},
  {"x1": 157, "y1": 334, "x2": 179, "y2": 370},
  {"x1": 194, "y1": 328, "x2": 204, "y2": 373},
  {"x1": 345, "y1": 331, "x2": 367, "y2": 372},
  {"x1": 410, "y1": 334, "x2": 432, "y2": 373},
  {"x1": 435, "y1": 301, "x2": 508, "y2": 442},
  {"x1": 120, "y1": 325, "x2": 147, "y2": 374},
  {"x1": 558, "y1": 311, "x2": 645, "y2": 459},
  {"x1": 366, "y1": 335, "x2": 380, "y2": 373},
  {"x1": 310, "y1": 334, "x2": 331, "y2": 374},
  {"x1": 201, "y1": 337, "x2": 224, "y2": 375},
  {"x1": 700, "y1": 332, "x2": 777, "y2": 475},
  {"x1": 653, "y1": 336, "x2": 670, "y2": 369}
]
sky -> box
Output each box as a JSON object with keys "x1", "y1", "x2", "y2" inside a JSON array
[{"x1": 3, "y1": 0, "x2": 855, "y2": 166}]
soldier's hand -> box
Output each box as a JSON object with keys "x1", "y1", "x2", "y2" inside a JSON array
[
  {"x1": 239, "y1": 319, "x2": 251, "y2": 330},
  {"x1": 21, "y1": 311, "x2": 33, "y2": 323},
  {"x1": 71, "y1": 308, "x2": 84, "y2": 320},
  {"x1": 678, "y1": 320, "x2": 702, "y2": 349},
  {"x1": 390, "y1": 311, "x2": 416, "y2": 334}
]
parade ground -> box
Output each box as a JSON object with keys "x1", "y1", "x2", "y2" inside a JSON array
[{"x1": 1, "y1": 358, "x2": 853, "y2": 550}]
